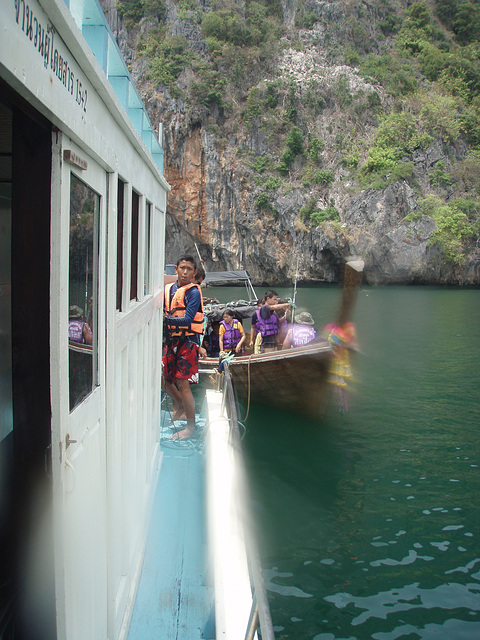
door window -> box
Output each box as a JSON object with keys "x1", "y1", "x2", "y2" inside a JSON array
[{"x1": 68, "y1": 173, "x2": 99, "y2": 411}]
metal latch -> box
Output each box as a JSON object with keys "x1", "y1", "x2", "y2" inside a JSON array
[{"x1": 66, "y1": 433, "x2": 77, "y2": 448}]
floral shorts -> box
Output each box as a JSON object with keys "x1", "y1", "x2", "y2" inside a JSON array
[{"x1": 162, "y1": 338, "x2": 199, "y2": 384}]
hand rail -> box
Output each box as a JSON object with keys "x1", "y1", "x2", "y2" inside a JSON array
[{"x1": 219, "y1": 367, "x2": 276, "y2": 640}]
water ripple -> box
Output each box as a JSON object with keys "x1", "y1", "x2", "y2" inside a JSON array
[
  {"x1": 325, "y1": 581, "x2": 480, "y2": 626},
  {"x1": 263, "y1": 567, "x2": 313, "y2": 598},
  {"x1": 369, "y1": 549, "x2": 434, "y2": 567},
  {"x1": 372, "y1": 618, "x2": 480, "y2": 640},
  {"x1": 445, "y1": 558, "x2": 480, "y2": 576}
]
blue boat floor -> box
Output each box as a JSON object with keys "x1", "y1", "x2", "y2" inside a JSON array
[{"x1": 127, "y1": 415, "x2": 215, "y2": 640}]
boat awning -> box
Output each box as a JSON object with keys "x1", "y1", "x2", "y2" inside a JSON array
[
  {"x1": 204, "y1": 270, "x2": 253, "y2": 285},
  {"x1": 204, "y1": 302, "x2": 257, "y2": 322}
]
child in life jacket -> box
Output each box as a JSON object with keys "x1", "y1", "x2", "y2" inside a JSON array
[{"x1": 219, "y1": 309, "x2": 246, "y2": 355}]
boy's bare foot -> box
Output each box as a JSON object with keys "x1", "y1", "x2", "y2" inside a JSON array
[
  {"x1": 171, "y1": 425, "x2": 195, "y2": 441},
  {"x1": 170, "y1": 408, "x2": 186, "y2": 423}
]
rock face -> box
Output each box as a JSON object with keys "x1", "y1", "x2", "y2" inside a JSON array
[
  {"x1": 162, "y1": 126, "x2": 480, "y2": 285},
  {"x1": 344, "y1": 182, "x2": 436, "y2": 285},
  {"x1": 104, "y1": 0, "x2": 480, "y2": 287},
  {"x1": 164, "y1": 124, "x2": 350, "y2": 284}
]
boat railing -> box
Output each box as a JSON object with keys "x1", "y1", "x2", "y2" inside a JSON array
[{"x1": 214, "y1": 367, "x2": 276, "y2": 640}]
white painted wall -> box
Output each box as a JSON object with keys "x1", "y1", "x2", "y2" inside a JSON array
[{"x1": 1, "y1": 1, "x2": 170, "y2": 637}]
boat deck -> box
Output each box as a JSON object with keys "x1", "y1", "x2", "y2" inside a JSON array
[{"x1": 127, "y1": 413, "x2": 215, "y2": 640}]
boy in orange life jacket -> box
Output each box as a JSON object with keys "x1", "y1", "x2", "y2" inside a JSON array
[{"x1": 163, "y1": 255, "x2": 204, "y2": 440}]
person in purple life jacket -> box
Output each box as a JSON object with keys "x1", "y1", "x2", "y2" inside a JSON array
[
  {"x1": 257, "y1": 290, "x2": 291, "y2": 352},
  {"x1": 68, "y1": 305, "x2": 93, "y2": 345},
  {"x1": 219, "y1": 309, "x2": 246, "y2": 355},
  {"x1": 282, "y1": 311, "x2": 316, "y2": 349}
]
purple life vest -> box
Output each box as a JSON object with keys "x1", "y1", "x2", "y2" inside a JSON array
[
  {"x1": 291, "y1": 324, "x2": 316, "y2": 347},
  {"x1": 69, "y1": 320, "x2": 86, "y2": 343},
  {"x1": 220, "y1": 319, "x2": 242, "y2": 350},
  {"x1": 256, "y1": 308, "x2": 278, "y2": 337}
]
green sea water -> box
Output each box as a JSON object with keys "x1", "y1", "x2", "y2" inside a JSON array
[{"x1": 206, "y1": 284, "x2": 480, "y2": 640}]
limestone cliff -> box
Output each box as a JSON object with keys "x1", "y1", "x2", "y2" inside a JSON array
[{"x1": 103, "y1": 0, "x2": 480, "y2": 286}]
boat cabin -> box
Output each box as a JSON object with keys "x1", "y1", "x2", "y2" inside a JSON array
[{"x1": 0, "y1": 0, "x2": 169, "y2": 637}]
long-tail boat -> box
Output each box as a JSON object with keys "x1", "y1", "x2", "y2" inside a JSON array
[{"x1": 199, "y1": 259, "x2": 364, "y2": 419}]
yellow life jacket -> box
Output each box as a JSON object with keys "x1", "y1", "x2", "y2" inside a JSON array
[{"x1": 164, "y1": 282, "x2": 204, "y2": 337}]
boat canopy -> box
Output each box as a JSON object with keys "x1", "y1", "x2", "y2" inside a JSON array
[
  {"x1": 204, "y1": 270, "x2": 253, "y2": 285},
  {"x1": 204, "y1": 270, "x2": 258, "y2": 301},
  {"x1": 204, "y1": 301, "x2": 257, "y2": 322}
]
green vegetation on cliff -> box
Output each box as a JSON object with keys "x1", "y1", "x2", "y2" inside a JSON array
[{"x1": 117, "y1": 0, "x2": 480, "y2": 269}]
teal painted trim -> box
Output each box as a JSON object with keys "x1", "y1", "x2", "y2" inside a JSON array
[
  {"x1": 152, "y1": 149, "x2": 165, "y2": 169},
  {"x1": 142, "y1": 128, "x2": 154, "y2": 149},
  {"x1": 108, "y1": 76, "x2": 129, "y2": 110},
  {"x1": 128, "y1": 86, "x2": 143, "y2": 110},
  {"x1": 128, "y1": 107, "x2": 144, "y2": 133},
  {"x1": 82, "y1": 24, "x2": 108, "y2": 73},
  {"x1": 66, "y1": 0, "x2": 164, "y2": 174}
]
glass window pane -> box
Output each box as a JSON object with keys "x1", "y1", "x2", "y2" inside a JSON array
[
  {"x1": 116, "y1": 178, "x2": 124, "y2": 311},
  {"x1": 68, "y1": 173, "x2": 99, "y2": 411},
  {"x1": 130, "y1": 190, "x2": 139, "y2": 301},
  {"x1": 144, "y1": 201, "x2": 151, "y2": 294}
]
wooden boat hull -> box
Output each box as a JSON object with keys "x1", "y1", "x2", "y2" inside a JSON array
[{"x1": 200, "y1": 341, "x2": 333, "y2": 419}]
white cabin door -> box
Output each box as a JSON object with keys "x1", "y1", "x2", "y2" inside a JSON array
[{"x1": 52, "y1": 142, "x2": 108, "y2": 640}]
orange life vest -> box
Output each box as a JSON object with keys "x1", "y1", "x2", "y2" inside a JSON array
[{"x1": 164, "y1": 282, "x2": 204, "y2": 337}]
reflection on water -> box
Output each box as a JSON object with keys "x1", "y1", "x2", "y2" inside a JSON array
[
  {"x1": 231, "y1": 286, "x2": 480, "y2": 640},
  {"x1": 264, "y1": 567, "x2": 314, "y2": 598}
]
